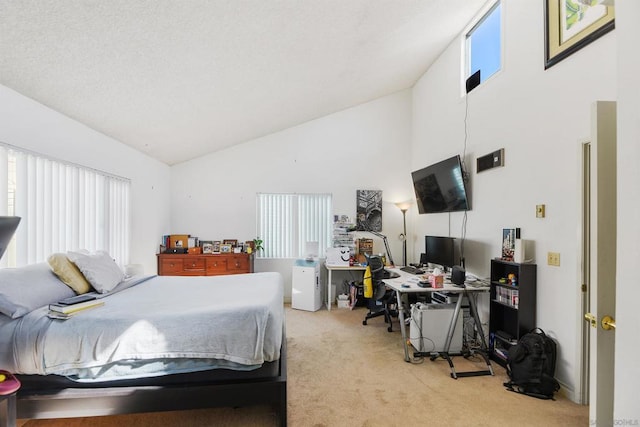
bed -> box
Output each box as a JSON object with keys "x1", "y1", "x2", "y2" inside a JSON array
[{"x1": 0, "y1": 263, "x2": 287, "y2": 426}]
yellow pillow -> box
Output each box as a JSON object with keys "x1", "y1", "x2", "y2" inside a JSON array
[{"x1": 47, "y1": 253, "x2": 92, "y2": 294}]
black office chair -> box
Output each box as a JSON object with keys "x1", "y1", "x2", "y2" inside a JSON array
[{"x1": 362, "y1": 254, "x2": 398, "y2": 332}]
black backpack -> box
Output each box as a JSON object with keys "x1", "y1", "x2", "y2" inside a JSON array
[{"x1": 504, "y1": 328, "x2": 560, "y2": 400}]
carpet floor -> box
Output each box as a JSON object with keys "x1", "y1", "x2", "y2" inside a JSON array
[{"x1": 18, "y1": 305, "x2": 588, "y2": 426}]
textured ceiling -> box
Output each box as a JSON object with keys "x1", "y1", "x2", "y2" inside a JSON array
[{"x1": 0, "y1": 0, "x2": 487, "y2": 165}]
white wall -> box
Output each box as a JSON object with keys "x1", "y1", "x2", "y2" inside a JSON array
[
  {"x1": 170, "y1": 90, "x2": 413, "y2": 300},
  {"x1": 410, "y1": 2, "x2": 616, "y2": 395},
  {"x1": 0, "y1": 85, "x2": 171, "y2": 275},
  {"x1": 614, "y1": 0, "x2": 640, "y2": 420}
]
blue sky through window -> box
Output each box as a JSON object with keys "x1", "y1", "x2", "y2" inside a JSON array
[{"x1": 468, "y1": 2, "x2": 501, "y2": 84}]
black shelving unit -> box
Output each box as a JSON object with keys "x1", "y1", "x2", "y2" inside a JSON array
[{"x1": 488, "y1": 259, "x2": 536, "y2": 367}]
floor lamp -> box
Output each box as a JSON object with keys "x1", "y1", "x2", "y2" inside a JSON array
[{"x1": 395, "y1": 202, "x2": 411, "y2": 266}]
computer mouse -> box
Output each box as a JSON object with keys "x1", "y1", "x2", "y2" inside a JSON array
[{"x1": 401, "y1": 283, "x2": 410, "y2": 288}]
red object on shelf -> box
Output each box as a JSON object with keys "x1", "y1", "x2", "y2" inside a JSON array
[{"x1": 0, "y1": 370, "x2": 20, "y2": 395}]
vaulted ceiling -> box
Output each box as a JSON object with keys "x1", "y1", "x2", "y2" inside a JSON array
[{"x1": 0, "y1": 1, "x2": 487, "y2": 165}]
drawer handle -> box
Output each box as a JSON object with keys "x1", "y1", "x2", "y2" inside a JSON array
[{"x1": 192, "y1": 263, "x2": 196, "y2": 267}]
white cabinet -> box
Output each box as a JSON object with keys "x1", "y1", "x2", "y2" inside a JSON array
[{"x1": 292, "y1": 259, "x2": 321, "y2": 311}]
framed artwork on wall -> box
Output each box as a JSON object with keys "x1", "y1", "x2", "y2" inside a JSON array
[
  {"x1": 544, "y1": 0, "x2": 614, "y2": 69},
  {"x1": 355, "y1": 190, "x2": 382, "y2": 232}
]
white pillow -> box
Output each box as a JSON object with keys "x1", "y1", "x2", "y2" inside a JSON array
[
  {"x1": 0, "y1": 263, "x2": 75, "y2": 318},
  {"x1": 67, "y1": 250, "x2": 124, "y2": 294}
]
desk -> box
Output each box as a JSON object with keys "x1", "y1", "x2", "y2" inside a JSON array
[
  {"x1": 383, "y1": 268, "x2": 494, "y2": 379},
  {"x1": 324, "y1": 264, "x2": 366, "y2": 311}
]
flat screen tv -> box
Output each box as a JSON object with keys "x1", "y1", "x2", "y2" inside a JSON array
[{"x1": 411, "y1": 155, "x2": 470, "y2": 214}]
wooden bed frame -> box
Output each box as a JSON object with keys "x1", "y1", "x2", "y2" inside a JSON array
[{"x1": 16, "y1": 336, "x2": 287, "y2": 426}]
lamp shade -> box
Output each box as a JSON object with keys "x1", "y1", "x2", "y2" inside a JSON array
[{"x1": 395, "y1": 201, "x2": 412, "y2": 212}]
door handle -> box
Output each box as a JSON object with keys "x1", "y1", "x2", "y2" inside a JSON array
[
  {"x1": 584, "y1": 313, "x2": 597, "y2": 328},
  {"x1": 601, "y1": 315, "x2": 616, "y2": 331}
]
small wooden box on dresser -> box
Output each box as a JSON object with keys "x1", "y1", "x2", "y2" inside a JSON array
[{"x1": 157, "y1": 253, "x2": 254, "y2": 276}]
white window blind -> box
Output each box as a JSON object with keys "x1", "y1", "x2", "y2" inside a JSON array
[
  {"x1": 257, "y1": 193, "x2": 332, "y2": 259},
  {"x1": 0, "y1": 144, "x2": 130, "y2": 268}
]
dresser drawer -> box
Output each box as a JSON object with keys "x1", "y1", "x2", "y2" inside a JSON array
[
  {"x1": 182, "y1": 257, "x2": 206, "y2": 273},
  {"x1": 227, "y1": 256, "x2": 249, "y2": 272},
  {"x1": 160, "y1": 259, "x2": 184, "y2": 275},
  {"x1": 206, "y1": 258, "x2": 228, "y2": 274}
]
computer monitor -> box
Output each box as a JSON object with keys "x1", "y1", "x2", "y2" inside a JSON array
[
  {"x1": 0, "y1": 216, "x2": 21, "y2": 261},
  {"x1": 424, "y1": 235, "x2": 455, "y2": 272}
]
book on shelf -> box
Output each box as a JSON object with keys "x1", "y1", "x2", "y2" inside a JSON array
[{"x1": 48, "y1": 299, "x2": 105, "y2": 315}]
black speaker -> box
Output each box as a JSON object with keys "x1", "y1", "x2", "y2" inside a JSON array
[
  {"x1": 466, "y1": 70, "x2": 481, "y2": 93},
  {"x1": 451, "y1": 266, "x2": 466, "y2": 286},
  {"x1": 419, "y1": 253, "x2": 427, "y2": 266}
]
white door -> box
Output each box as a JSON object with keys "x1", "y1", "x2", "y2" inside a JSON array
[{"x1": 581, "y1": 101, "x2": 616, "y2": 426}]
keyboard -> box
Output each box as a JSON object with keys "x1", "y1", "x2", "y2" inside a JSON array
[{"x1": 400, "y1": 266, "x2": 425, "y2": 275}]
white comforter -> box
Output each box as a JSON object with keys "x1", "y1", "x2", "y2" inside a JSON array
[{"x1": 5, "y1": 272, "x2": 284, "y2": 380}]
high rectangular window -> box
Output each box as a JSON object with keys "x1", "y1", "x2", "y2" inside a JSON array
[
  {"x1": 465, "y1": 1, "x2": 502, "y2": 87},
  {"x1": 257, "y1": 193, "x2": 332, "y2": 259}
]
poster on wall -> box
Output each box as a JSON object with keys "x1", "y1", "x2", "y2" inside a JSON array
[
  {"x1": 356, "y1": 190, "x2": 382, "y2": 232},
  {"x1": 544, "y1": 0, "x2": 615, "y2": 69}
]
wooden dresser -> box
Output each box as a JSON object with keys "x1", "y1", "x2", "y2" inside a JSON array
[{"x1": 157, "y1": 253, "x2": 254, "y2": 276}]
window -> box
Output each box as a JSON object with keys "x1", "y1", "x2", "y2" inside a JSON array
[
  {"x1": 0, "y1": 143, "x2": 130, "y2": 268},
  {"x1": 257, "y1": 193, "x2": 332, "y2": 259},
  {"x1": 465, "y1": 1, "x2": 502, "y2": 87}
]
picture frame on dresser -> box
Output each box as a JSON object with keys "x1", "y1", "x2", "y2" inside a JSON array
[
  {"x1": 220, "y1": 244, "x2": 232, "y2": 254},
  {"x1": 212, "y1": 240, "x2": 221, "y2": 253},
  {"x1": 200, "y1": 240, "x2": 213, "y2": 253},
  {"x1": 223, "y1": 239, "x2": 238, "y2": 247}
]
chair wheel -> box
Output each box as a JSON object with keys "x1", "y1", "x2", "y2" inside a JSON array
[
  {"x1": 363, "y1": 320, "x2": 367, "y2": 325},
  {"x1": 387, "y1": 326, "x2": 393, "y2": 332}
]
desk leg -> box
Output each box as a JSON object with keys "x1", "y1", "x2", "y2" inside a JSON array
[
  {"x1": 433, "y1": 294, "x2": 464, "y2": 377},
  {"x1": 327, "y1": 270, "x2": 332, "y2": 311},
  {"x1": 0, "y1": 393, "x2": 17, "y2": 427},
  {"x1": 443, "y1": 294, "x2": 464, "y2": 352},
  {"x1": 395, "y1": 290, "x2": 411, "y2": 362},
  {"x1": 466, "y1": 292, "x2": 494, "y2": 377},
  {"x1": 433, "y1": 290, "x2": 493, "y2": 379}
]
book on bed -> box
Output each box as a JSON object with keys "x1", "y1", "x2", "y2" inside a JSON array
[{"x1": 48, "y1": 299, "x2": 104, "y2": 317}]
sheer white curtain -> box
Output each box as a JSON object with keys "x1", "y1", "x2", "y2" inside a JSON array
[
  {"x1": 0, "y1": 144, "x2": 130, "y2": 267},
  {"x1": 257, "y1": 193, "x2": 332, "y2": 258}
]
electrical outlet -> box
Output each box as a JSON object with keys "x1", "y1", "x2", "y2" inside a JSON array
[
  {"x1": 536, "y1": 204, "x2": 546, "y2": 218},
  {"x1": 547, "y1": 252, "x2": 560, "y2": 266}
]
